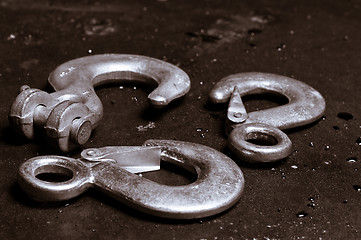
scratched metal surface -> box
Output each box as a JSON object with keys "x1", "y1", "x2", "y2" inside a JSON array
[{"x1": 1, "y1": 0, "x2": 361, "y2": 239}]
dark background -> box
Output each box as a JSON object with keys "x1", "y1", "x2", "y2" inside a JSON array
[{"x1": 1, "y1": 0, "x2": 361, "y2": 239}]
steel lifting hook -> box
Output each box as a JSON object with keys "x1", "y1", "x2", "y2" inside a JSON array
[
  {"x1": 209, "y1": 72, "x2": 326, "y2": 163},
  {"x1": 18, "y1": 140, "x2": 245, "y2": 219},
  {"x1": 9, "y1": 54, "x2": 191, "y2": 152}
]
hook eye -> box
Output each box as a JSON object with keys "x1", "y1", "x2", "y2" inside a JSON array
[
  {"x1": 18, "y1": 156, "x2": 91, "y2": 201},
  {"x1": 35, "y1": 165, "x2": 73, "y2": 182},
  {"x1": 228, "y1": 123, "x2": 292, "y2": 163}
]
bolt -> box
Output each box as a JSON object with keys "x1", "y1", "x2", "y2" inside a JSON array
[
  {"x1": 233, "y1": 112, "x2": 243, "y2": 118},
  {"x1": 70, "y1": 118, "x2": 92, "y2": 145},
  {"x1": 86, "y1": 150, "x2": 96, "y2": 156},
  {"x1": 20, "y1": 85, "x2": 30, "y2": 92}
]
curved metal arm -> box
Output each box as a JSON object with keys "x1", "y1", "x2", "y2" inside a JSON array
[
  {"x1": 96, "y1": 139, "x2": 245, "y2": 219},
  {"x1": 49, "y1": 54, "x2": 191, "y2": 106},
  {"x1": 9, "y1": 54, "x2": 191, "y2": 152}
]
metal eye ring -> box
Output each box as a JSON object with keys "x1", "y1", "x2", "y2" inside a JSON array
[{"x1": 228, "y1": 123, "x2": 293, "y2": 163}]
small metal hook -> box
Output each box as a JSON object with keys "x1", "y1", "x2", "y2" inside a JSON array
[
  {"x1": 18, "y1": 140, "x2": 245, "y2": 219},
  {"x1": 209, "y1": 72, "x2": 326, "y2": 163},
  {"x1": 9, "y1": 54, "x2": 191, "y2": 152}
]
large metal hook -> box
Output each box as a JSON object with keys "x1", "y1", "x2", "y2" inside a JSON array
[
  {"x1": 18, "y1": 140, "x2": 245, "y2": 219},
  {"x1": 9, "y1": 54, "x2": 191, "y2": 152},
  {"x1": 209, "y1": 72, "x2": 326, "y2": 163}
]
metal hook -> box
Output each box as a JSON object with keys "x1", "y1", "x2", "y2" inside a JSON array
[
  {"x1": 18, "y1": 140, "x2": 245, "y2": 219},
  {"x1": 9, "y1": 54, "x2": 191, "y2": 152},
  {"x1": 209, "y1": 72, "x2": 326, "y2": 163}
]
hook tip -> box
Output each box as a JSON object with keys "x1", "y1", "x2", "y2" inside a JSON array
[
  {"x1": 209, "y1": 90, "x2": 228, "y2": 103},
  {"x1": 148, "y1": 94, "x2": 169, "y2": 107}
]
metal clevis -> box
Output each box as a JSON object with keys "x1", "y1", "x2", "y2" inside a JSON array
[
  {"x1": 18, "y1": 140, "x2": 245, "y2": 219},
  {"x1": 9, "y1": 54, "x2": 191, "y2": 152},
  {"x1": 209, "y1": 72, "x2": 326, "y2": 163}
]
